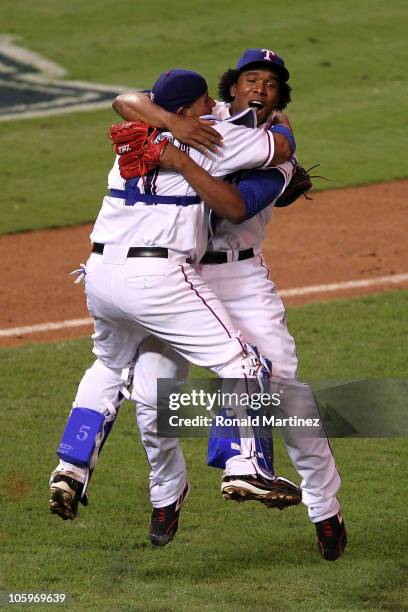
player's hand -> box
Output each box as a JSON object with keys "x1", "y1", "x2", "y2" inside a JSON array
[
  {"x1": 268, "y1": 111, "x2": 292, "y2": 129},
  {"x1": 157, "y1": 142, "x2": 187, "y2": 170},
  {"x1": 165, "y1": 114, "x2": 223, "y2": 153}
]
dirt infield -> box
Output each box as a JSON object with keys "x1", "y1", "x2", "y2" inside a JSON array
[{"x1": 1, "y1": 180, "x2": 407, "y2": 347}]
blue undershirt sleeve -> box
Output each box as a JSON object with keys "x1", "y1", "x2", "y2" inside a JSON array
[{"x1": 237, "y1": 169, "x2": 285, "y2": 220}]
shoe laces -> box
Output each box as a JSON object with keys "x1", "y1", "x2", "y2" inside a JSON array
[
  {"x1": 321, "y1": 520, "x2": 335, "y2": 538},
  {"x1": 157, "y1": 508, "x2": 166, "y2": 524}
]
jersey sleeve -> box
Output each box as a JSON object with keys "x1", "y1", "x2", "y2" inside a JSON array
[
  {"x1": 212, "y1": 122, "x2": 275, "y2": 176},
  {"x1": 235, "y1": 159, "x2": 295, "y2": 219},
  {"x1": 237, "y1": 169, "x2": 285, "y2": 220}
]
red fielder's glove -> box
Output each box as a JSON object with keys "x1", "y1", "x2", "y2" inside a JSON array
[{"x1": 108, "y1": 120, "x2": 169, "y2": 179}]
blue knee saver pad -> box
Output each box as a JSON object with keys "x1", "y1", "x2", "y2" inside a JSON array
[
  {"x1": 207, "y1": 407, "x2": 275, "y2": 477},
  {"x1": 57, "y1": 407, "x2": 106, "y2": 468}
]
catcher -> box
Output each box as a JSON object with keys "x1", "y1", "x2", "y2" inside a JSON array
[{"x1": 111, "y1": 49, "x2": 346, "y2": 561}]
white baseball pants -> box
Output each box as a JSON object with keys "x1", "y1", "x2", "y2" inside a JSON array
[{"x1": 54, "y1": 249, "x2": 260, "y2": 498}]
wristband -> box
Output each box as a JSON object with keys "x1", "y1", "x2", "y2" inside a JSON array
[{"x1": 269, "y1": 125, "x2": 296, "y2": 155}]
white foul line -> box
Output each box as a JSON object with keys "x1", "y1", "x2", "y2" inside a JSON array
[
  {"x1": 1, "y1": 273, "x2": 408, "y2": 339},
  {"x1": 0, "y1": 317, "x2": 93, "y2": 338},
  {"x1": 279, "y1": 273, "x2": 408, "y2": 297}
]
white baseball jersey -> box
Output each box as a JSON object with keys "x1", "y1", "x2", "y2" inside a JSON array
[{"x1": 90, "y1": 116, "x2": 276, "y2": 261}]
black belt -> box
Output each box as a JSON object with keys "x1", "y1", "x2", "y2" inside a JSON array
[
  {"x1": 92, "y1": 243, "x2": 171, "y2": 259},
  {"x1": 200, "y1": 248, "x2": 254, "y2": 265}
]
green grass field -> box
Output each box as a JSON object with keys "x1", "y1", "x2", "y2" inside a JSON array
[
  {"x1": 1, "y1": 292, "x2": 407, "y2": 610},
  {"x1": 0, "y1": 0, "x2": 407, "y2": 234},
  {"x1": 0, "y1": 1, "x2": 407, "y2": 609}
]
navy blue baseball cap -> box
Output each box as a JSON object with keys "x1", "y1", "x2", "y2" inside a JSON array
[
  {"x1": 236, "y1": 48, "x2": 290, "y2": 82},
  {"x1": 151, "y1": 69, "x2": 208, "y2": 112}
]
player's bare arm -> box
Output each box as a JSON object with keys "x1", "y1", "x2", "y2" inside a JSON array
[
  {"x1": 113, "y1": 92, "x2": 293, "y2": 163},
  {"x1": 266, "y1": 110, "x2": 294, "y2": 163},
  {"x1": 160, "y1": 143, "x2": 287, "y2": 223},
  {"x1": 113, "y1": 91, "x2": 222, "y2": 152},
  {"x1": 269, "y1": 110, "x2": 293, "y2": 129},
  {"x1": 159, "y1": 142, "x2": 246, "y2": 223},
  {"x1": 262, "y1": 113, "x2": 294, "y2": 162}
]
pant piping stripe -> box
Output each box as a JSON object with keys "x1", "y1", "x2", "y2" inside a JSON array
[{"x1": 179, "y1": 264, "x2": 244, "y2": 352}]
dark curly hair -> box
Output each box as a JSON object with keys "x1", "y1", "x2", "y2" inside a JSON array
[{"x1": 218, "y1": 67, "x2": 292, "y2": 111}]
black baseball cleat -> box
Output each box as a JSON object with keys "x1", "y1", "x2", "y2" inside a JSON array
[
  {"x1": 49, "y1": 473, "x2": 88, "y2": 521},
  {"x1": 315, "y1": 510, "x2": 347, "y2": 561},
  {"x1": 149, "y1": 482, "x2": 190, "y2": 547},
  {"x1": 221, "y1": 474, "x2": 302, "y2": 510}
]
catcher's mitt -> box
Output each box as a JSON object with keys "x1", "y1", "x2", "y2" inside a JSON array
[
  {"x1": 274, "y1": 161, "x2": 316, "y2": 208},
  {"x1": 108, "y1": 120, "x2": 169, "y2": 179}
]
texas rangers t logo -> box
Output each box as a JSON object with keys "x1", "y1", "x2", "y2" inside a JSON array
[{"x1": 261, "y1": 49, "x2": 276, "y2": 62}]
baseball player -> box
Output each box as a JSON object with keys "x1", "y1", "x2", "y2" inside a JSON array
[
  {"x1": 112, "y1": 49, "x2": 347, "y2": 560},
  {"x1": 49, "y1": 68, "x2": 301, "y2": 544}
]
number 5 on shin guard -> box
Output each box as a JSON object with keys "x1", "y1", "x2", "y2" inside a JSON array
[{"x1": 57, "y1": 407, "x2": 106, "y2": 468}]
